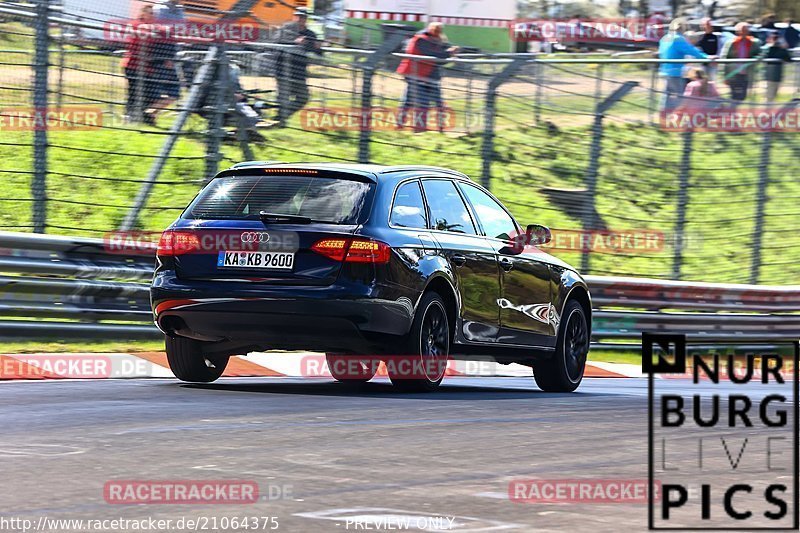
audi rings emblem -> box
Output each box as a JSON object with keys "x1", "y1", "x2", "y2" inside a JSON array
[{"x1": 241, "y1": 232, "x2": 270, "y2": 243}]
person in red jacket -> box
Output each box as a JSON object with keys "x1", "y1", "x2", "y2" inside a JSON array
[
  {"x1": 121, "y1": 5, "x2": 156, "y2": 122},
  {"x1": 396, "y1": 22, "x2": 459, "y2": 132}
]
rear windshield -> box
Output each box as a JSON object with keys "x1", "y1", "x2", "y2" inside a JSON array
[{"x1": 184, "y1": 174, "x2": 373, "y2": 224}]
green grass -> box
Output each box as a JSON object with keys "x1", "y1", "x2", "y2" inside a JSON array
[
  {"x1": 2, "y1": 21, "x2": 799, "y2": 283},
  {"x1": 0, "y1": 339, "x2": 166, "y2": 354},
  {"x1": 2, "y1": 116, "x2": 799, "y2": 283}
]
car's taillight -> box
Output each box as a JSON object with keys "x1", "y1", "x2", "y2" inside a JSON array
[
  {"x1": 311, "y1": 238, "x2": 390, "y2": 264},
  {"x1": 310, "y1": 238, "x2": 349, "y2": 261},
  {"x1": 157, "y1": 230, "x2": 201, "y2": 256},
  {"x1": 345, "y1": 239, "x2": 391, "y2": 263}
]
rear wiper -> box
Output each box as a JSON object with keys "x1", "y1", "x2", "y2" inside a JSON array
[{"x1": 259, "y1": 211, "x2": 312, "y2": 224}]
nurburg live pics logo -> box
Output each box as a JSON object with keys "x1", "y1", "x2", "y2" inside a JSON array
[{"x1": 644, "y1": 333, "x2": 799, "y2": 530}]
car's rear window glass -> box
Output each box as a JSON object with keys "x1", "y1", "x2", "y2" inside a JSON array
[{"x1": 184, "y1": 174, "x2": 373, "y2": 224}]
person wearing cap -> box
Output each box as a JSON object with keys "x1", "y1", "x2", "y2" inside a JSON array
[
  {"x1": 396, "y1": 22, "x2": 459, "y2": 132},
  {"x1": 720, "y1": 22, "x2": 762, "y2": 101},
  {"x1": 274, "y1": 8, "x2": 322, "y2": 126},
  {"x1": 658, "y1": 18, "x2": 709, "y2": 111}
]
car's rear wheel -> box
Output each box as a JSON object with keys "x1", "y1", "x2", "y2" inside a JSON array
[
  {"x1": 165, "y1": 335, "x2": 229, "y2": 383},
  {"x1": 533, "y1": 300, "x2": 588, "y2": 392},
  {"x1": 388, "y1": 292, "x2": 450, "y2": 392},
  {"x1": 326, "y1": 354, "x2": 378, "y2": 383}
]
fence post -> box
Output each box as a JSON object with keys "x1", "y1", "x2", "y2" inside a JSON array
[
  {"x1": 580, "y1": 81, "x2": 638, "y2": 274},
  {"x1": 32, "y1": 0, "x2": 49, "y2": 234},
  {"x1": 672, "y1": 130, "x2": 692, "y2": 279},
  {"x1": 358, "y1": 33, "x2": 403, "y2": 163},
  {"x1": 120, "y1": 47, "x2": 220, "y2": 231},
  {"x1": 749, "y1": 101, "x2": 798, "y2": 284},
  {"x1": 56, "y1": 32, "x2": 65, "y2": 111},
  {"x1": 204, "y1": 48, "x2": 228, "y2": 183},
  {"x1": 276, "y1": 44, "x2": 294, "y2": 127},
  {"x1": 648, "y1": 63, "x2": 658, "y2": 125},
  {"x1": 357, "y1": 34, "x2": 405, "y2": 164},
  {"x1": 594, "y1": 63, "x2": 604, "y2": 101},
  {"x1": 481, "y1": 59, "x2": 525, "y2": 190},
  {"x1": 750, "y1": 130, "x2": 771, "y2": 284},
  {"x1": 533, "y1": 60, "x2": 542, "y2": 126}
]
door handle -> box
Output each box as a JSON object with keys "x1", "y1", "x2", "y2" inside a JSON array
[
  {"x1": 451, "y1": 254, "x2": 467, "y2": 267},
  {"x1": 498, "y1": 257, "x2": 514, "y2": 271}
]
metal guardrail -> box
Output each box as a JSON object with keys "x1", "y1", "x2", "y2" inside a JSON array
[{"x1": 0, "y1": 231, "x2": 797, "y2": 344}]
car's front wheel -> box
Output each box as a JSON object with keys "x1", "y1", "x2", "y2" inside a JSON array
[
  {"x1": 533, "y1": 300, "x2": 589, "y2": 392},
  {"x1": 388, "y1": 292, "x2": 450, "y2": 392},
  {"x1": 165, "y1": 336, "x2": 229, "y2": 383}
]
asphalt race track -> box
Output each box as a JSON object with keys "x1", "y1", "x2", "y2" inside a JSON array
[{"x1": 0, "y1": 376, "x2": 794, "y2": 532}]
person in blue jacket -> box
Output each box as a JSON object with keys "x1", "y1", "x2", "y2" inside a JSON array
[{"x1": 658, "y1": 18, "x2": 710, "y2": 111}]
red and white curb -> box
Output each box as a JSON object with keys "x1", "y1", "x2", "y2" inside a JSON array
[{"x1": 0, "y1": 352, "x2": 641, "y2": 381}]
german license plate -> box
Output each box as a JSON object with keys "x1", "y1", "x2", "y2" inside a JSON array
[{"x1": 217, "y1": 251, "x2": 294, "y2": 270}]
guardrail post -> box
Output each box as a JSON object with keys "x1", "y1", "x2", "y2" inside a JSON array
[
  {"x1": 672, "y1": 130, "x2": 692, "y2": 279},
  {"x1": 204, "y1": 48, "x2": 228, "y2": 183},
  {"x1": 357, "y1": 34, "x2": 405, "y2": 163},
  {"x1": 580, "y1": 81, "x2": 638, "y2": 274},
  {"x1": 481, "y1": 59, "x2": 526, "y2": 190},
  {"x1": 32, "y1": 0, "x2": 49, "y2": 233}
]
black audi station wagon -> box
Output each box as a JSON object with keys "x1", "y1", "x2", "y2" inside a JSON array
[{"x1": 151, "y1": 163, "x2": 591, "y2": 392}]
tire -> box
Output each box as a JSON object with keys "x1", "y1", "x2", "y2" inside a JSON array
[
  {"x1": 533, "y1": 300, "x2": 589, "y2": 392},
  {"x1": 326, "y1": 353, "x2": 378, "y2": 383},
  {"x1": 388, "y1": 292, "x2": 450, "y2": 392},
  {"x1": 165, "y1": 335, "x2": 229, "y2": 383}
]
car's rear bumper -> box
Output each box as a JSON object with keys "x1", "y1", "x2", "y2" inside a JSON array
[{"x1": 151, "y1": 273, "x2": 416, "y2": 353}]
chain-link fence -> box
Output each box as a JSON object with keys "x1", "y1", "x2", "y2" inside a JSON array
[{"x1": 1, "y1": 2, "x2": 799, "y2": 284}]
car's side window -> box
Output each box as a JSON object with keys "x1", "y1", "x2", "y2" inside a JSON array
[
  {"x1": 390, "y1": 181, "x2": 428, "y2": 229},
  {"x1": 459, "y1": 183, "x2": 518, "y2": 241},
  {"x1": 421, "y1": 179, "x2": 477, "y2": 235}
]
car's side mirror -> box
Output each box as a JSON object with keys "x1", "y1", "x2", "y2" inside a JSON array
[{"x1": 526, "y1": 224, "x2": 552, "y2": 245}]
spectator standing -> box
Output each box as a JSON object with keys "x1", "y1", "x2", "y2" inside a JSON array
[
  {"x1": 695, "y1": 18, "x2": 722, "y2": 79},
  {"x1": 274, "y1": 8, "x2": 322, "y2": 126},
  {"x1": 658, "y1": 18, "x2": 708, "y2": 110},
  {"x1": 783, "y1": 19, "x2": 799, "y2": 49},
  {"x1": 141, "y1": 0, "x2": 184, "y2": 125},
  {"x1": 763, "y1": 34, "x2": 792, "y2": 102},
  {"x1": 396, "y1": 22, "x2": 459, "y2": 132},
  {"x1": 720, "y1": 22, "x2": 762, "y2": 101},
  {"x1": 760, "y1": 13, "x2": 777, "y2": 30},
  {"x1": 121, "y1": 5, "x2": 155, "y2": 122}
]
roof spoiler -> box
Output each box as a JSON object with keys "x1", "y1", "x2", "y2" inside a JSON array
[{"x1": 229, "y1": 160, "x2": 286, "y2": 169}]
